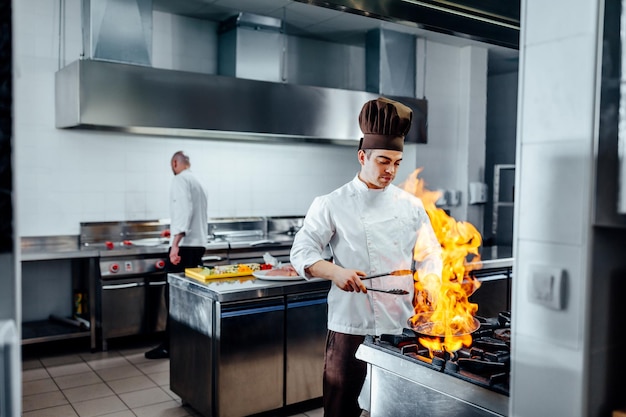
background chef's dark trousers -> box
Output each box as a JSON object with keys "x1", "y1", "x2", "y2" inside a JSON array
[
  {"x1": 323, "y1": 330, "x2": 366, "y2": 417},
  {"x1": 161, "y1": 246, "x2": 205, "y2": 350}
]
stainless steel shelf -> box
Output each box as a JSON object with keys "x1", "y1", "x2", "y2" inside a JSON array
[{"x1": 22, "y1": 320, "x2": 90, "y2": 345}]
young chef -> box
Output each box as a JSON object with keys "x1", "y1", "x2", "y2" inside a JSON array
[{"x1": 290, "y1": 97, "x2": 443, "y2": 417}]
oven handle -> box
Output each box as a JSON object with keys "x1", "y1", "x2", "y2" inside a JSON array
[
  {"x1": 102, "y1": 282, "x2": 145, "y2": 290},
  {"x1": 202, "y1": 255, "x2": 225, "y2": 261},
  {"x1": 148, "y1": 280, "x2": 167, "y2": 286}
]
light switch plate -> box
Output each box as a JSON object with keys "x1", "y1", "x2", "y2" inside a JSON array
[
  {"x1": 468, "y1": 182, "x2": 488, "y2": 204},
  {"x1": 528, "y1": 265, "x2": 566, "y2": 310}
]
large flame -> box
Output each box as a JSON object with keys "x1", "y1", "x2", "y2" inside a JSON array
[{"x1": 400, "y1": 168, "x2": 483, "y2": 355}]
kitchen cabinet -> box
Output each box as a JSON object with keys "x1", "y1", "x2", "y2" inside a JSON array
[
  {"x1": 169, "y1": 273, "x2": 330, "y2": 417},
  {"x1": 285, "y1": 291, "x2": 327, "y2": 405}
]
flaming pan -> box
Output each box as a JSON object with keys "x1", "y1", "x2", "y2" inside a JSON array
[{"x1": 407, "y1": 313, "x2": 480, "y2": 338}]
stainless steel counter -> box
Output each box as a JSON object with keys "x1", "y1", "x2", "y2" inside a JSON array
[
  {"x1": 169, "y1": 272, "x2": 329, "y2": 417},
  {"x1": 21, "y1": 236, "x2": 99, "y2": 261},
  {"x1": 168, "y1": 272, "x2": 331, "y2": 303}
]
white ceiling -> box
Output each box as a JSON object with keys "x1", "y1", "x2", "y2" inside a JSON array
[{"x1": 152, "y1": 0, "x2": 520, "y2": 74}]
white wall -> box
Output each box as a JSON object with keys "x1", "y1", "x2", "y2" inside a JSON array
[
  {"x1": 13, "y1": 0, "x2": 488, "y2": 237},
  {"x1": 511, "y1": 0, "x2": 599, "y2": 415}
]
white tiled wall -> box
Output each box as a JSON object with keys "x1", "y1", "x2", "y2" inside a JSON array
[
  {"x1": 511, "y1": 0, "x2": 599, "y2": 415},
  {"x1": 13, "y1": 1, "x2": 489, "y2": 237}
]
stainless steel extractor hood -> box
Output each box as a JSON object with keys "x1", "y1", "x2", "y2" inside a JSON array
[{"x1": 55, "y1": 59, "x2": 428, "y2": 144}]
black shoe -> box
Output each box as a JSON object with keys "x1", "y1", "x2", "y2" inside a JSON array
[{"x1": 145, "y1": 345, "x2": 169, "y2": 359}]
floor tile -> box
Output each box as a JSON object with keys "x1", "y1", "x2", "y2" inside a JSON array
[
  {"x1": 132, "y1": 399, "x2": 192, "y2": 417},
  {"x1": 72, "y1": 395, "x2": 129, "y2": 417},
  {"x1": 63, "y1": 381, "x2": 116, "y2": 403},
  {"x1": 79, "y1": 350, "x2": 122, "y2": 363},
  {"x1": 136, "y1": 359, "x2": 169, "y2": 374},
  {"x1": 146, "y1": 370, "x2": 169, "y2": 386},
  {"x1": 54, "y1": 370, "x2": 103, "y2": 389},
  {"x1": 21, "y1": 339, "x2": 321, "y2": 417},
  {"x1": 46, "y1": 362, "x2": 92, "y2": 378},
  {"x1": 160, "y1": 385, "x2": 181, "y2": 401},
  {"x1": 40, "y1": 354, "x2": 85, "y2": 367},
  {"x1": 22, "y1": 367, "x2": 50, "y2": 382},
  {"x1": 107, "y1": 374, "x2": 157, "y2": 394},
  {"x1": 119, "y1": 386, "x2": 172, "y2": 409},
  {"x1": 96, "y1": 364, "x2": 143, "y2": 381},
  {"x1": 305, "y1": 407, "x2": 324, "y2": 417},
  {"x1": 22, "y1": 377, "x2": 59, "y2": 396},
  {"x1": 22, "y1": 404, "x2": 79, "y2": 417},
  {"x1": 86, "y1": 356, "x2": 131, "y2": 371},
  {"x1": 22, "y1": 358, "x2": 43, "y2": 370},
  {"x1": 95, "y1": 411, "x2": 135, "y2": 417},
  {"x1": 22, "y1": 390, "x2": 68, "y2": 412}
]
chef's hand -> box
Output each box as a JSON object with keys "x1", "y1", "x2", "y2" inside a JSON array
[
  {"x1": 169, "y1": 245, "x2": 181, "y2": 265},
  {"x1": 332, "y1": 268, "x2": 367, "y2": 293}
]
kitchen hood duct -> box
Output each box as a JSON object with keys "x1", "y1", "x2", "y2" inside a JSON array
[
  {"x1": 81, "y1": 0, "x2": 153, "y2": 66},
  {"x1": 297, "y1": 0, "x2": 519, "y2": 49},
  {"x1": 55, "y1": 59, "x2": 428, "y2": 144},
  {"x1": 366, "y1": 29, "x2": 416, "y2": 97},
  {"x1": 218, "y1": 13, "x2": 285, "y2": 83}
]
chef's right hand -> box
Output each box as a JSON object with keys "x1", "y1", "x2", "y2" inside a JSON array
[
  {"x1": 169, "y1": 245, "x2": 181, "y2": 265},
  {"x1": 333, "y1": 268, "x2": 366, "y2": 293}
]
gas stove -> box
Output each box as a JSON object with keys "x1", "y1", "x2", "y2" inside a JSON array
[{"x1": 356, "y1": 312, "x2": 511, "y2": 417}]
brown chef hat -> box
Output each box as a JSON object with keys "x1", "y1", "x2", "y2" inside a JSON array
[{"x1": 358, "y1": 97, "x2": 413, "y2": 152}]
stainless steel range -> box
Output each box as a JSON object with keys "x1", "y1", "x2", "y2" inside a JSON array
[
  {"x1": 81, "y1": 221, "x2": 171, "y2": 350},
  {"x1": 357, "y1": 311, "x2": 511, "y2": 417}
]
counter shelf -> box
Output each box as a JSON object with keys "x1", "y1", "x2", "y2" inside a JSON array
[{"x1": 21, "y1": 237, "x2": 99, "y2": 349}]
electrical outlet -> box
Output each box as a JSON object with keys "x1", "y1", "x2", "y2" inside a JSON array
[{"x1": 528, "y1": 265, "x2": 566, "y2": 310}]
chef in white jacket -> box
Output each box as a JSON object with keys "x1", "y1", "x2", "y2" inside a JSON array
[{"x1": 290, "y1": 97, "x2": 442, "y2": 417}]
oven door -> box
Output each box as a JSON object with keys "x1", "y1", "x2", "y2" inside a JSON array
[
  {"x1": 146, "y1": 274, "x2": 168, "y2": 333},
  {"x1": 100, "y1": 277, "x2": 146, "y2": 341}
]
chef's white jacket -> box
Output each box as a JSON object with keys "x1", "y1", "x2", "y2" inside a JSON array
[
  {"x1": 290, "y1": 175, "x2": 442, "y2": 336},
  {"x1": 169, "y1": 169, "x2": 208, "y2": 248}
]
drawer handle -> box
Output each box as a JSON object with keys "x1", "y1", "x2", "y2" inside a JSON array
[{"x1": 102, "y1": 282, "x2": 144, "y2": 290}]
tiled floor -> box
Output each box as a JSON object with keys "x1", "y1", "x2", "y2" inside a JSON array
[{"x1": 21, "y1": 340, "x2": 323, "y2": 417}]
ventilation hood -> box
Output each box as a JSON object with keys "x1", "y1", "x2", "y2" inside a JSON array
[
  {"x1": 56, "y1": 1, "x2": 427, "y2": 145},
  {"x1": 55, "y1": 59, "x2": 427, "y2": 144}
]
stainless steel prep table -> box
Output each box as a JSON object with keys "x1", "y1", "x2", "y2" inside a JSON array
[
  {"x1": 21, "y1": 236, "x2": 99, "y2": 348},
  {"x1": 168, "y1": 273, "x2": 331, "y2": 417}
]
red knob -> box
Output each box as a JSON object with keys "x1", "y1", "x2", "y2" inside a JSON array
[
  {"x1": 109, "y1": 263, "x2": 119, "y2": 273},
  {"x1": 155, "y1": 260, "x2": 166, "y2": 269}
]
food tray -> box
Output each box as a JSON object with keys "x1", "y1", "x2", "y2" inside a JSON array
[{"x1": 185, "y1": 267, "x2": 254, "y2": 282}]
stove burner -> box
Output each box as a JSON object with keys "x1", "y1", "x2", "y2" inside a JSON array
[{"x1": 373, "y1": 312, "x2": 511, "y2": 396}]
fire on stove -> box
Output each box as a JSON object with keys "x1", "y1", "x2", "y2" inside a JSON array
[{"x1": 373, "y1": 311, "x2": 511, "y2": 396}]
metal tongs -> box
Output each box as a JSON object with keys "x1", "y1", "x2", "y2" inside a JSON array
[
  {"x1": 360, "y1": 269, "x2": 414, "y2": 281},
  {"x1": 361, "y1": 269, "x2": 414, "y2": 295},
  {"x1": 365, "y1": 288, "x2": 409, "y2": 295}
]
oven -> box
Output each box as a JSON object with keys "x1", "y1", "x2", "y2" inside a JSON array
[
  {"x1": 98, "y1": 255, "x2": 168, "y2": 349},
  {"x1": 81, "y1": 221, "x2": 170, "y2": 350}
]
